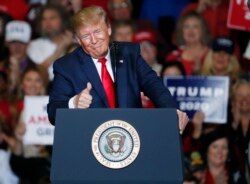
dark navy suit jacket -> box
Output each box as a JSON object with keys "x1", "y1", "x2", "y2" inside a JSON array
[{"x1": 47, "y1": 42, "x2": 177, "y2": 124}]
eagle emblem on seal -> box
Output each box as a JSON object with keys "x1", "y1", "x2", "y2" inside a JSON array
[{"x1": 105, "y1": 132, "x2": 126, "y2": 157}]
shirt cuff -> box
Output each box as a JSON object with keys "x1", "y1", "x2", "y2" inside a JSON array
[{"x1": 68, "y1": 96, "x2": 76, "y2": 108}]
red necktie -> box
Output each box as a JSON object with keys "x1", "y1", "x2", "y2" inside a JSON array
[{"x1": 98, "y1": 58, "x2": 116, "y2": 108}]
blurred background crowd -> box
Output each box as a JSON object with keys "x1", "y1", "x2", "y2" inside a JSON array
[{"x1": 0, "y1": 0, "x2": 250, "y2": 183}]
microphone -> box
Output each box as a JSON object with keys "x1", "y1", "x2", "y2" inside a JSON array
[
  {"x1": 111, "y1": 41, "x2": 118, "y2": 83},
  {"x1": 110, "y1": 41, "x2": 118, "y2": 107}
]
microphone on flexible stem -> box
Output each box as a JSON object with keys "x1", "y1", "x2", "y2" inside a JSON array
[
  {"x1": 111, "y1": 41, "x2": 117, "y2": 83},
  {"x1": 111, "y1": 41, "x2": 118, "y2": 107}
]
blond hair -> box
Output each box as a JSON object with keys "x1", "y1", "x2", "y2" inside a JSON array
[
  {"x1": 231, "y1": 79, "x2": 250, "y2": 99},
  {"x1": 200, "y1": 50, "x2": 241, "y2": 81},
  {"x1": 71, "y1": 6, "x2": 110, "y2": 33}
]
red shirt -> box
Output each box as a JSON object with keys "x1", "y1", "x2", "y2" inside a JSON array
[
  {"x1": 166, "y1": 47, "x2": 208, "y2": 75},
  {"x1": 0, "y1": 100, "x2": 14, "y2": 125},
  {"x1": 204, "y1": 167, "x2": 229, "y2": 184},
  {"x1": 16, "y1": 100, "x2": 24, "y2": 113}
]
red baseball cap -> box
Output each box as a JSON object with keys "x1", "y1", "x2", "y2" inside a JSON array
[{"x1": 133, "y1": 30, "x2": 157, "y2": 45}]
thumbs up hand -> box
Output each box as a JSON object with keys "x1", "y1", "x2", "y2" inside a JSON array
[{"x1": 74, "y1": 82, "x2": 93, "y2": 108}]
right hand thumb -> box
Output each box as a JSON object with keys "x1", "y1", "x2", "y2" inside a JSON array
[{"x1": 85, "y1": 82, "x2": 92, "y2": 93}]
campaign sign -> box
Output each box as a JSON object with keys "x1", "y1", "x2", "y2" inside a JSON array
[
  {"x1": 164, "y1": 76, "x2": 229, "y2": 123},
  {"x1": 23, "y1": 96, "x2": 54, "y2": 145},
  {"x1": 227, "y1": 0, "x2": 250, "y2": 31}
]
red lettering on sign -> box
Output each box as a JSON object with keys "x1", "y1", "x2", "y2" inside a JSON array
[{"x1": 28, "y1": 115, "x2": 49, "y2": 124}]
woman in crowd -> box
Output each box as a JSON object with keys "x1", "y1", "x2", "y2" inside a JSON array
[
  {"x1": 229, "y1": 80, "x2": 250, "y2": 182},
  {"x1": 16, "y1": 65, "x2": 48, "y2": 113},
  {"x1": 166, "y1": 11, "x2": 211, "y2": 75},
  {"x1": 181, "y1": 0, "x2": 230, "y2": 39},
  {"x1": 183, "y1": 122, "x2": 247, "y2": 183},
  {"x1": 202, "y1": 126, "x2": 247, "y2": 184},
  {"x1": 15, "y1": 65, "x2": 48, "y2": 155},
  {"x1": 1, "y1": 66, "x2": 51, "y2": 184},
  {"x1": 161, "y1": 61, "x2": 186, "y2": 77},
  {"x1": 200, "y1": 37, "x2": 241, "y2": 85}
]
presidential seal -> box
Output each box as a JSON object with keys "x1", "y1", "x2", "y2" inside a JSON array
[{"x1": 91, "y1": 120, "x2": 140, "y2": 169}]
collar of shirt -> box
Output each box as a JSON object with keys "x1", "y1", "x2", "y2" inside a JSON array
[{"x1": 92, "y1": 49, "x2": 114, "y2": 81}]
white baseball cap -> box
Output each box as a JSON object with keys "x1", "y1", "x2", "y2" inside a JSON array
[{"x1": 5, "y1": 21, "x2": 31, "y2": 43}]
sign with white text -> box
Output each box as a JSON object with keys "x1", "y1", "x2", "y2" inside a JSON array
[
  {"x1": 23, "y1": 96, "x2": 54, "y2": 145},
  {"x1": 164, "y1": 76, "x2": 229, "y2": 123},
  {"x1": 227, "y1": 0, "x2": 250, "y2": 31}
]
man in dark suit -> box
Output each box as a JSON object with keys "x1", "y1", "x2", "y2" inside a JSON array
[{"x1": 47, "y1": 5, "x2": 188, "y2": 133}]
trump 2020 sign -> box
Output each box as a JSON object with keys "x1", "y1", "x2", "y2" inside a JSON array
[{"x1": 164, "y1": 76, "x2": 229, "y2": 123}]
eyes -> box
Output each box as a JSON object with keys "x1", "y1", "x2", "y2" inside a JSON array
[
  {"x1": 183, "y1": 24, "x2": 201, "y2": 30},
  {"x1": 211, "y1": 144, "x2": 228, "y2": 150},
  {"x1": 235, "y1": 94, "x2": 250, "y2": 101},
  {"x1": 183, "y1": 19, "x2": 201, "y2": 30},
  {"x1": 78, "y1": 29, "x2": 103, "y2": 41},
  {"x1": 209, "y1": 139, "x2": 228, "y2": 152},
  {"x1": 111, "y1": 2, "x2": 129, "y2": 10}
]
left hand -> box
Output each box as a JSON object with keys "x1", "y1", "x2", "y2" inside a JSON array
[{"x1": 176, "y1": 109, "x2": 189, "y2": 134}]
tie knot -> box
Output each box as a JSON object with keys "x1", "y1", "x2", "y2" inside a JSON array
[{"x1": 98, "y1": 57, "x2": 107, "y2": 65}]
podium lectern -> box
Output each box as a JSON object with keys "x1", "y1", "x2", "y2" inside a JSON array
[{"x1": 51, "y1": 108, "x2": 184, "y2": 184}]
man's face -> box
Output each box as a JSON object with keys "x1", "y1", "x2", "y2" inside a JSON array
[
  {"x1": 41, "y1": 9, "x2": 63, "y2": 38},
  {"x1": 109, "y1": 0, "x2": 132, "y2": 21},
  {"x1": 76, "y1": 20, "x2": 111, "y2": 59},
  {"x1": 113, "y1": 25, "x2": 133, "y2": 42}
]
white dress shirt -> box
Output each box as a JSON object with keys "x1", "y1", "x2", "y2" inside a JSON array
[{"x1": 68, "y1": 49, "x2": 114, "y2": 108}]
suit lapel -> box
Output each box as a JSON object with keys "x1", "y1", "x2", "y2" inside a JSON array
[
  {"x1": 110, "y1": 43, "x2": 127, "y2": 107},
  {"x1": 77, "y1": 49, "x2": 109, "y2": 107},
  {"x1": 116, "y1": 59, "x2": 127, "y2": 107}
]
